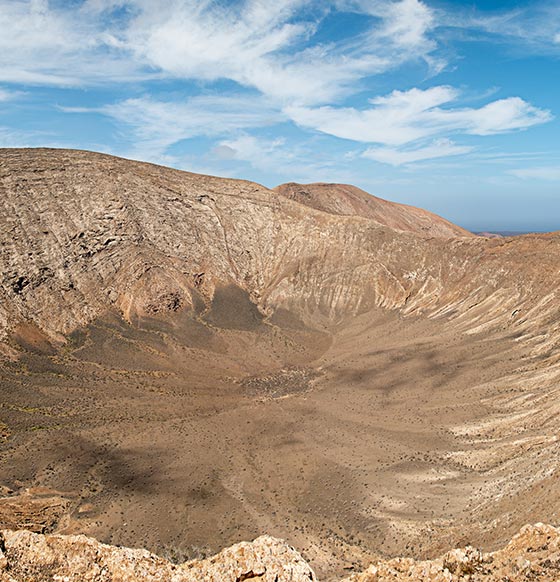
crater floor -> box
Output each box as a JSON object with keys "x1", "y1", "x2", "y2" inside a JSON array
[{"x1": 2, "y1": 307, "x2": 557, "y2": 579}]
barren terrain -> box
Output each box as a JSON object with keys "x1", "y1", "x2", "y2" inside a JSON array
[{"x1": 1, "y1": 149, "x2": 559, "y2": 579}]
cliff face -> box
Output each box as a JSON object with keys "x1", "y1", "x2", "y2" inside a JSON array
[{"x1": 0, "y1": 523, "x2": 559, "y2": 582}]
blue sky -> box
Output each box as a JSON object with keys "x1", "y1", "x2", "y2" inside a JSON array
[{"x1": 1, "y1": 0, "x2": 559, "y2": 231}]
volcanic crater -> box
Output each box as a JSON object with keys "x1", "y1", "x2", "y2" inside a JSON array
[{"x1": 1, "y1": 148, "x2": 559, "y2": 579}]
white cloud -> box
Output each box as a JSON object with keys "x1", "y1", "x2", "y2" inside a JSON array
[
  {"x1": 0, "y1": 127, "x2": 29, "y2": 147},
  {"x1": 211, "y1": 133, "x2": 338, "y2": 181},
  {"x1": 0, "y1": 0, "x2": 439, "y2": 103},
  {"x1": 0, "y1": 0, "x2": 155, "y2": 86},
  {"x1": 0, "y1": 88, "x2": 23, "y2": 101},
  {"x1": 378, "y1": 0, "x2": 435, "y2": 48},
  {"x1": 117, "y1": 0, "x2": 438, "y2": 105},
  {"x1": 363, "y1": 138, "x2": 473, "y2": 166},
  {"x1": 0, "y1": 125, "x2": 59, "y2": 148},
  {"x1": 465, "y1": 97, "x2": 552, "y2": 135},
  {"x1": 211, "y1": 145, "x2": 237, "y2": 161},
  {"x1": 510, "y1": 167, "x2": 560, "y2": 181},
  {"x1": 339, "y1": 0, "x2": 435, "y2": 48},
  {"x1": 286, "y1": 86, "x2": 552, "y2": 145},
  {"x1": 217, "y1": 135, "x2": 290, "y2": 168},
  {"x1": 442, "y1": 3, "x2": 560, "y2": 55},
  {"x1": 71, "y1": 93, "x2": 284, "y2": 160}
]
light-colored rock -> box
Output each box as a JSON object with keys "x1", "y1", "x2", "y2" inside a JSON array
[
  {"x1": 343, "y1": 523, "x2": 560, "y2": 581},
  {"x1": 0, "y1": 529, "x2": 316, "y2": 581},
  {"x1": 1, "y1": 524, "x2": 560, "y2": 581}
]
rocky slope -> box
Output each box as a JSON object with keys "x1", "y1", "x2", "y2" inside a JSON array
[
  {"x1": 1, "y1": 148, "x2": 559, "y2": 346},
  {"x1": 0, "y1": 530, "x2": 316, "y2": 581},
  {"x1": 0, "y1": 523, "x2": 559, "y2": 581},
  {"x1": 344, "y1": 523, "x2": 560, "y2": 581}
]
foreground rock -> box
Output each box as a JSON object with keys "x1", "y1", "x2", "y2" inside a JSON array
[
  {"x1": 0, "y1": 530, "x2": 316, "y2": 581},
  {"x1": 1, "y1": 524, "x2": 559, "y2": 581},
  {"x1": 343, "y1": 523, "x2": 560, "y2": 581}
]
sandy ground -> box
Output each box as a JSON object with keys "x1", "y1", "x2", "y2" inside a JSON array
[{"x1": 0, "y1": 305, "x2": 558, "y2": 580}]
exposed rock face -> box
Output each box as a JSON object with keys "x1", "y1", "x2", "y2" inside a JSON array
[
  {"x1": 343, "y1": 523, "x2": 560, "y2": 581},
  {"x1": 0, "y1": 530, "x2": 316, "y2": 581},
  {"x1": 274, "y1": 182, "x2": 472, "y2": 238},
  {"x1": 1, "y1": 148, "x2": 559, "y2": 346},
  {"x1": 0, "y1": 524, "x2": 559, "y2": 581},
  {"x1": 0, "y1": 489, "x2": 69, "y2": 534}
]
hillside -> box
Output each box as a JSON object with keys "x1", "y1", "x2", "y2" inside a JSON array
[{"x1": 274, "y1": 182, "x2": 472, "y2": 238}]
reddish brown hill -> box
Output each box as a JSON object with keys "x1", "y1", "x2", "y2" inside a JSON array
[{"x1": 274, "y1": 182, "x2": 472, "y2": 238}]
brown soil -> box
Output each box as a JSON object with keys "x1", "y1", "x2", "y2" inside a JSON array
[{"x1": 1, "y1": 306, "x2": 558, "y2": 579}]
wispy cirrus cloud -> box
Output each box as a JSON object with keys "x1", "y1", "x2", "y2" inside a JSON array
[
  {"x1": 510, "y1": 166, "x2": 560, "y2": 181},
  {"x1": 102, "y1": 0, "x2": 440, "y2": 105},
  {"x1": 61, "y1": 92, "x2": 283, "y2": 162},
  {"x1": 442, "y1": 2, "x2": 560, "y2": 54},
  {"x1": 0, "y1": 0, "x2": 439, "y2": 103},
  {"x1": 214, "y1": 134, "x2": 292, "y2": 170},
  {"x1": 0, "y1": 87, "x2": 23, "y2": 102},
  {"x1": 363, "y1": 138, "x2": 472, "y2": 166},
  {"x1": 0, "y1": 0, "x2": 149, "y2": 86},
  {"x1": 211, "y1": 133, "x2": 350, "y2": 183}
]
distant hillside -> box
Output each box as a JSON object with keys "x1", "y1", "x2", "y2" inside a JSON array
[{"x1": 274, "y1": 182, "x2": 473, "y2": 238}]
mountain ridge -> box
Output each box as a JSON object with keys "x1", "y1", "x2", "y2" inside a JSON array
[
  {"x1": 1, "y1": 148, "x2": 559, "y2": 346},
  {"x1": 274, "y1": 181, "x2": 473, "y2": 238}
]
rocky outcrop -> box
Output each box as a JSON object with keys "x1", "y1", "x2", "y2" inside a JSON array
[
  {"x1": 0, "y1": 530, "x2": 316, "y2": 581},
  {"x1": 0, "y1": 524, "x2": 559, "y2": 581},
  {"x1": 0, "y1": 489, "x2": 69, "y2": 535},
  {"x1": 343, "y1": 523, "x2": 560, "y2": 581}
]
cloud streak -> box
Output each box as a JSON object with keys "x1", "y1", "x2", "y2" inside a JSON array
[
  {"x1": 61, "y1": 92, "x2": 283, "y2": 161},
  {"x1": 0, "y1": 0, "x2": 440, "y2": 103},
  {"x1": 286, "y1": 86, "x2": 552, "y2": 146},
  {"x1": 0, "y1": 87, "x2": 23, "y2": 101},
  {"x1": 363, "y1": 138, "x2": 472, "y2": 166},
  {"x1": 510, "y1": 166, "x2": 560, "y2": 181}
]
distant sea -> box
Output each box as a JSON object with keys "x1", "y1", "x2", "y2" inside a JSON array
[
  {"x1": 471, "y1": 230, "x2": 558, "y2": 237},
  {"x1": 476, "y1": 231, "x2": 534, "y2": 236}
]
